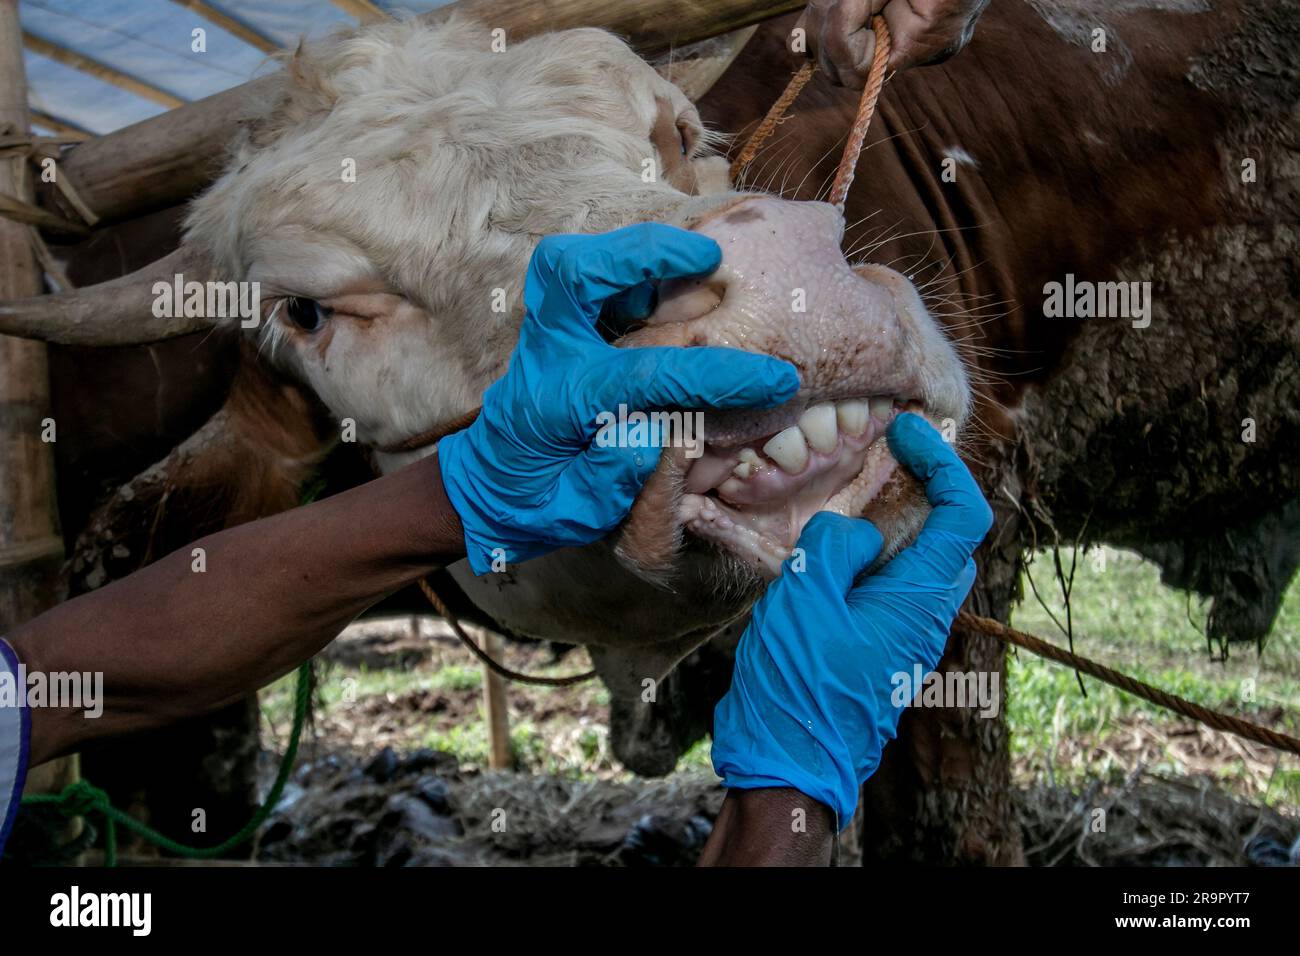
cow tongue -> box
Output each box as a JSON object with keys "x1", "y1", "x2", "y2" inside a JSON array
[{"x1": 678, "y1": 396, "x2": 904, "y2": 576}]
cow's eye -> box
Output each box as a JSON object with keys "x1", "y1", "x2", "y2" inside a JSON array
[
  {"x1": 676, "y1": 120, "x2": 695, "y2": 157},
  {"x1": 284, "y1": 296, "x2": 330, "y2": 332}
]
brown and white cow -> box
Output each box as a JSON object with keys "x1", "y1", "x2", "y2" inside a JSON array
[{"x1": 3, "y1": 0, "x2": 1296, "y2": 862}]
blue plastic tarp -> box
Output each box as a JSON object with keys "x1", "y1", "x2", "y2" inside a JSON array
[{"x1": 21, "y1": 0, "x2": 455, "y2": 135}]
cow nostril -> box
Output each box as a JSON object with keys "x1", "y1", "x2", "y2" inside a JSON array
[
  {"x1": 648, "y1": 279, "x2": 725, "y2": 327},
  {"x1": 597, "y1": 280, "x2": 660, "y2": 344}
]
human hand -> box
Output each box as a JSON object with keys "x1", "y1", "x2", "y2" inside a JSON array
[
  {"x1": 798, "y1": 0, "x2": 990, "y2": 84},
  {"x1": 438, "y1": 224, "x2": 800, "y2": 574},
  {"x1": 710, "y1": 412, "x2": 993, "y2": 824}
]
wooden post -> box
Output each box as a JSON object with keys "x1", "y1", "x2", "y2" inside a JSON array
[
  {"x1": 480, "y1": 633, "x2": 511, "y2": 770},
  {"x1": 0, "y1": 0, "x2": 80, "y2": 831}
]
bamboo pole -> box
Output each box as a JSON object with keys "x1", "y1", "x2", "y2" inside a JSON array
[
  {"x1": 168, "y1": 0, "x2": 280, "y2": 54},
  {"x1": 0, "y1": 0, "x2": 80, "y2": 834},
  {"x1": 22, "y1": 32, "x2": 186, "y2": 109},
  {"x1": 480, "y1": 633, "x2": 511, "y2": 770},
  {"x1": 52, "y1": 0, "x2": 801, "y2": 224},
  {"x1": 328, "y1": 0, "x2": 391, "y2": 23}
]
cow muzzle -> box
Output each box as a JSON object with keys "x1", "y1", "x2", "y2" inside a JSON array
[{"x1": 612, "y1": 196, "x2": 970, "y2": 581}]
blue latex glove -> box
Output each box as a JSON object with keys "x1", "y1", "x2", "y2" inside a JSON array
[
  {"x1": 439, "y1": 224, "x2": 800, "y2": 574},
  {"x1": 711, "y1": 412, "x2": 994, "y2": 826}
]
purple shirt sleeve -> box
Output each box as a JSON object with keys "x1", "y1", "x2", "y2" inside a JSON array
[{"x1": 0, "y1": 638, "x2": 31, "y2": 859}]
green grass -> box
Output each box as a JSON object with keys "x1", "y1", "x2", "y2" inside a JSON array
[
  {"x1": 261, "y1": 652, "x2": 625, "y2": 780},
  {"x1": 262, "y1": 662, "x2": 442, "y2": 728},
  {"x1": 426, "y1": 664, "x2": 482, "y2": 693},
  {"x1": 1009, "y1": 546, "x2": 1300, "y2": 808}
]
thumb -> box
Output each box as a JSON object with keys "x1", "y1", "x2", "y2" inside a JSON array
[
  {"x1": 789, "y1": 511, "x2": 884, "y2": 596},
  {"x1": 538, "y1": 431, "x2": 664, "y2": 542}
]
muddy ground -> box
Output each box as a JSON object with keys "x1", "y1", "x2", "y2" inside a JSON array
[{"x1": 248, "y1": 617, "x2": 1299, "y2": 867}]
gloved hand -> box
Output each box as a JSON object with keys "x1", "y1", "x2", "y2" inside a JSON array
[
  {"x1": 438, "y1": 223, "x2": 801, "y2": 574},
  {"x1": 710, "y1": 412, "x2": 993, "y2": 825}
]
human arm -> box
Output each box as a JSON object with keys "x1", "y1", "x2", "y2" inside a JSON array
[
  {"x1": 7, "y1": 223, "x2": 798, "y2": 768},
  {"x1": 7, "y1": 450, "x2": 464, "y2": 766}
]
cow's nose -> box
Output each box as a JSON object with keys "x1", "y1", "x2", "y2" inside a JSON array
[
  {"x1": 802, "y1": 200, "x2": 846, "y2": 246},
  {"x1": 618, "y1": 195, "x2": 903, "y2": 398},
  {"x1": 643, "y1": 199, "x2": 850, "y2": 331}
]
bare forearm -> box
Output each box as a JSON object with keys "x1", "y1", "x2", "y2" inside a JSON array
[
  {"x1": 10, "y1": 453, "x2": 463, "y2": 764},
  {"x1": 697, "y1": 789, "x2": 836, "y2": 866}
]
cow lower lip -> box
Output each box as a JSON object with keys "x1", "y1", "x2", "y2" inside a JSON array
[{"x1": 676, "y1": 401, "x2": 910, "y2": 577}]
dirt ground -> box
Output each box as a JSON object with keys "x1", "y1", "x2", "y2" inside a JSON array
[{"x1": 251, "y1": 617, "x2": 1300, "y2": 867}]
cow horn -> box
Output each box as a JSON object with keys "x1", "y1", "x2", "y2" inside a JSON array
[
  {"x1": 0, "y1": 245, "x2": 219, "y2": 346},
  {"x1": 652, "y1": 25, "x2": 758, "y2": 102}
]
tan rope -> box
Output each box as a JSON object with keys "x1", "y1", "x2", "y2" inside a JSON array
[
  {"x1": 728, "y1": 61, "x2": 818, "y2": 182},
  {"x1": 729, "y1": 15, "x2": 892, "y2": 204},
  {"x1": 959, "y1": 612, "x2": 1300, "y2": 757},
  {"x1": 827, "y1": 17, "x2": 890, "y2": 210}
]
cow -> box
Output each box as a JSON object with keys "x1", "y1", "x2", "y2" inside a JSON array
[
  {"x1": 16, "y1": 11, "x2": 974, "y2": 759},
  {"x1": 183, "y1": 13, "x2": 981, "y2": 810},
  {"x1": 3, "y1": 0, "x2": 1296, "y2": 863}
]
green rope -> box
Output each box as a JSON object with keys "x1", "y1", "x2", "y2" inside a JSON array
[{"x1": 19, "y1": 661, "x2": 311, "y2": 866}]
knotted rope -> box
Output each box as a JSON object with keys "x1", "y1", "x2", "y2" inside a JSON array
[{"x1": 17, "y1": 660, "x2": 312, "y2": 865}]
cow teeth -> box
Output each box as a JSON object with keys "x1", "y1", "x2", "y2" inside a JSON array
[
  {"x1": 868, "y1": 396, "x2": 893, "y2": 421},
  {"x1": 836, "y1": 399, "x2": 869, "y2": 436},
  {"x1": 738, "y1": 448, "x2": 762, "y2": 468},
  {"x1": 798, "y1": 403, "x2": 838, "y2": 454},
  {"x1": 762, "y1": 426, "x2": 809, "y2": 474},
  {"x1": 732, "y1": 461, "x2": 753, "y2": 479}
]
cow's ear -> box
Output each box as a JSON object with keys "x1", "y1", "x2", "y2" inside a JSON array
[{"x1": 650, "y1": 26, "x2": 757, "y2": 102}]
